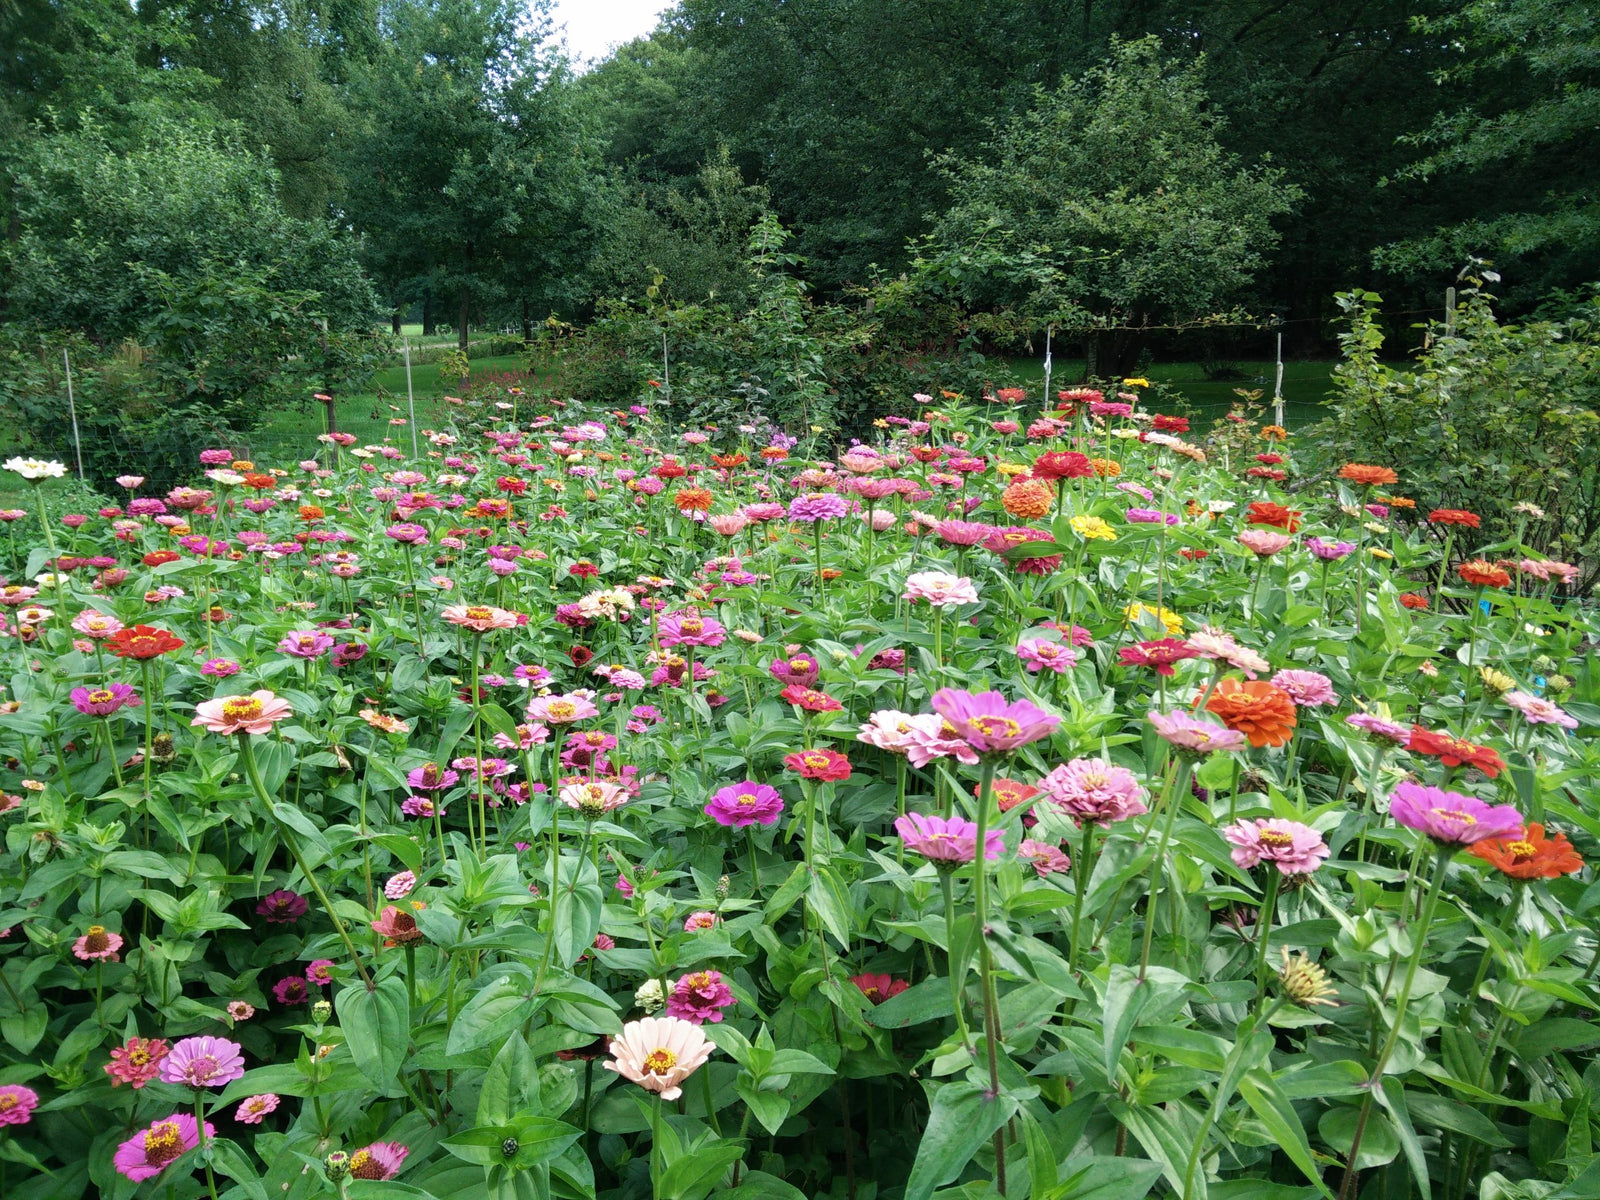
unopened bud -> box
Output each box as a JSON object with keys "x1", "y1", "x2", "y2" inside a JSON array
[
  {"x1": 312, "y1": 1000, "x2": 332, "y2": 1024},
  {"x1": 324, "y1": 1152, "x2": 350, "y2": 1180},
  {"x1": 1278, "y1": 950, "x2": 1338, "y2": 1008}
]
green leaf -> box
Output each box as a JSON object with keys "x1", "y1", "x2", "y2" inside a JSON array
[
  {"x1": 1318, "y1": 1104, "x2": 1400, "y2": 1170},
  {"x1": 1240, "y1": 1071, "x2": 1337, "y2": 1198},
  {"x1": 806, "y1": 865, "x2": 853, "y2": 949},
  {"x1": 1375, "y1": 1077, "x2": 1431, "y2": 1200},
  {"x1": 1041, "y1": 1155, "x2": 1165, "y2": 1200},
  {"x1": 862, "y1": 978, "x2": 955, "y2": 1029},
  {"x1": 904, "y1": 1080, "x2": 1019, "y2": 1200},
  {"x1": 447, "y1": 973, "x2": 532, "y2": 1057},
  {"x1": 1101, "y1": 964, "x2": 1152, "y2": 1079},
  {"x1": 659, "y1": 1139, "x2": 746, "y2": 1200},
  {"x1": 336, "y1": 976, "x2": 410, "y2": 1090},
  {"x1": 478, "y1": 1033, "x2": 534, "y2": 1126}
]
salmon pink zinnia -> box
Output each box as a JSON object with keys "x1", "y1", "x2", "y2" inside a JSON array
[{"x1": 192, "y1": 690, "x2": 293, "y2": 735}]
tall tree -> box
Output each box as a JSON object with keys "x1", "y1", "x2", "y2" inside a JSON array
[
  {"x1": 922, "y1": 36, "x2": 1298, "y2": 374},
  {"x1": 341, "y1": 0, "x2": 597, "y2": 348}
]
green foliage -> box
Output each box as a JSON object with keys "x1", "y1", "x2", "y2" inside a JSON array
[
  {"x1": 920, "y1": 36, "x2": 1298, "y2": 372},
  {"x1": 1310, "y1": 287, "x2": 1600, "y2": 589}
]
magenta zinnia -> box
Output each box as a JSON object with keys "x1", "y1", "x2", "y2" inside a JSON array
[
  {"x1": 1223, "y1": 818, "x2": 1331, "y2": 874},
  {"x1": 159, "y1": 1036, "x2": 245, "y2": 1089},
  {"x1": 930, "y1": 688, "x2": 1059, "y2": 755},
  {"x1": 666, "y1": 969, "x2": 737, "y2": 1024},
  {"x1": 1389, "y1": 782, "x2": 1522, "y2": 847},
  {"x1": 894, "y1": 812, "x2": 1003, "y2": 864}
]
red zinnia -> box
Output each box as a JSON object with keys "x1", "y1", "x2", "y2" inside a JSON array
[
  {"x1": 1245, "y1": 501, "x2": 1301, "y2": 531},
  {"x1": 783, "y1": 749, "x2": 852, "y2": 781},
  {"x1": 1152, "y1": 414, "x2": 1190, "y2": 433},
  {"x1": 780, "y1": 685, "x2": 843, "y2": 713},
  {"x1": 849, "y1": 973, "x2": 909, "y2": 1005},
  {"x1": 1407, "y1": 726, "x2": 1505, "y2": 777},
  {"x1": 1031, "y1": 451, "x2": 1094, "y2": 481},
  {"x1": 141, "y1": 550, "x2": 180, "y2": 567},
  {"x1": 107, "y1": 625, "x2": 185, "y2": 660},
  {"x1": 1118, "y1": 638, "x2": 1198, "y2": 676},
  {"x1": 1399, "y1": 592, "x2": 1429, "y2": 610}
]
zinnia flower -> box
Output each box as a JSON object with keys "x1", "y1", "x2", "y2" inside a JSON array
[
  {"x1": 105, "y1": 1036, "x2": 171, "y2": 1088},
  {"x1": 1389, "y1": 781, "x2": 1522, "y2": 847},
  {"x1": 1406, "y1": 726, "x2": 1505, "y2": 777},
  {"x1": 106, "y1": 625, "x2": 185, "y2": 659},
  {"x1": 788, "y1": 492, "x2": 847, "y2": 522},
  {"x1": 604, "y1": 1016, "x2": 716, "y2": 1100},
  {"x1": 1239, "y1": 529, "x2": 1292, "y2": 556},
  {"x1": 1245, "y1": 501, "x2": 1301, "y2": 531},
  {"x1": 1428, "y1": 509, "x2": 1480, "y2": 527},
  {"x1": 73, "y1": 924, "x2": 124, "y2": 961},
  {"x1": 849, "y1": 973, "x2": 909, "y2": 1004},
  {"x1": 1016, "y1": 639, "x2": 1078, "y2": 674},
  {"x1": 1119, "y1": 638, "x2": 1198, "y2": 676},
  {"x1": 1458, "y1": 560, "x2": 1511, "y2": 588},
  {"x1": 0, "y1": 1084, "x2": 38, "y2": 1126},
  {"x1": 782, "y1": 749, "x2": 851, "y2": 781},
  {"x1": 277, "y1": 630, "x2": 334, "y2": 659},
  {"x1": 235, "y1": 1094, "x2": 280, "y2": 1124},
  {"x1": 1502, "y1": 691, "x2": 1579, "y2": 729},
  {"x1": 192, "y1": 690, "x2": 293, "y2": 736},
  {"x1": 902, "y1": 572, "x2": 979, "y2": 607},
  {"x1": 1224, "y1": 818, "x2": 1330, "y2": 874},
  {"x1": 1018, "y1": 839, "x2": 1072, "y2": 876},
  {"x1": 705, "y1": 781, "x2": 784, "y2": 827},
  {"x1": 114, "y1": 1113, "x2": 210, "y2": 1181},
  {"x1": 372, "y1": 904, "x2": 426, "y2": 946},
  {"x1": 930, "y1": 688, "x2": 1059, "y2": 755},
  {"x1": 1338, "y1": 463, "x2": 1398, "y2": 486},
  {"x1": 256, "y1": 889, "x2": 307, "y2": 923},
  {"x1": 441, "y1": 604, "x2": 520, "y2": 631},
  {"x1": 1202, "y1": 678, "x2": 1298, "y2": 748},
  {"x1": 1269, "y1": 669, "x2": 1337, "y2": 707},
  {"x1": 349, "y1": 1142, "x2": 410, "y2": 1180},
  {"x1": 1147, "y1": 710, "x2": 1248, "y2": 755},
  {"x1": 70, "y1": 684, "x2": 142, "y2": 716},
  {"x1": 666, "y1": 970, "x2": 736, "y2": 1024},
  {"x1": 160, "y1": 1036, "x2": 245, "y2": 1089},
  {"x1": 1038, "y1": 758, "x2": 1147, "y2": 825},
  {"x1": 894, "y1": 812, "x2": 1003, "y2": 864},
  {"x1": 1469, "y1": 823, "x2": 1583, "y2": 879}
]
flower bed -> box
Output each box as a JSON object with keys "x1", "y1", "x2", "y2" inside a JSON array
[{"x1": 0, "y1": 389, "x2": 1594, "y2": 1200}]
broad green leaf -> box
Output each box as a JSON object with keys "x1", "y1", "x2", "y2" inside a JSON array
[
  {"x1": 336, "y1": 976, "x2": 410, "y2": 1090},
  {"x1": 904, "y1": 1080, "x2": 1019, "y2": 1200}
]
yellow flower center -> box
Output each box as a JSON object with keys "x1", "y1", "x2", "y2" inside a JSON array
[
  {"x1": 970, "y1": 715, "x2": 1020, "y2": 738},
  {"x1": 144, "y1": 1121, "x2": 184, "y2": 1165},
  {"x1": 466, "y1": 606, "x2": 493, "y2": 621},
  {"x1": 789, "y1": 659, "x2": 810, "y2": 671},
  {"x1": 1258, "y1": 831, "x2": 1295, "y2": 849},
  {"x1": 1506, "y1": 840, "x2": 1536, "y2": 860},
  {"x1": 1432, "y1": 808, "x2": 1476, "y2": 825},
  {"x1": 737, "y1": 793, "x2": 759, "y2": 806},
  {"x1": 643, "y1": 1048, "x2": 678, "y2": 1073},
  {"x1": 349, "y1": 1150, "x2": 381, "y2": 1180},
  {"x1": 548, "y1": 701, "x2": 575, "y2": 720},
  {"x1": 222, "y1": 697, "x2": 263, "y2": 721},
  {"x1": 88, "y1": 689, "x2": 114, "y2": 704}
]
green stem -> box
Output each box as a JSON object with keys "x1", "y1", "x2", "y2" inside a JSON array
[
  {"x1": 194, "y1": 1092, "x2": 219, "y2": 1200},
  {"x1": 1252, "y1": 871, "x2": 1282, "y2": 1009},
  {"x1": 238, "y1": 735, "x2": 375, "y2": 991},
  {"x1": 971, "y1": 759, "x2": 1007, "y2": 1196},
  {"x1": 937, "y1": 870, "x2": 974, "y2": 1051},
  {"x1": 1137, "y1": 758, "x2": 1196, "y2": 980}
]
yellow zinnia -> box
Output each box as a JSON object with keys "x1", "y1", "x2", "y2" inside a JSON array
[
  {"x1": 1123, "y1": 602, "x2": 1184, "y2": 636},
  {"x1": 1070, "y1": 514, "x2": 1117, "y2": 542}
]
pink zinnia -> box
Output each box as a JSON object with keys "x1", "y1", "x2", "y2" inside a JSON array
[
  {"x1": 235, "y1": 1093, "x2": 280, "y2": 1124},
  {"x1": 894, "y1": 812, "x2": 1003, "y2": 864},
  {"x1": 73, "y1": 924, "x2": 124, "y2": 962},
  {"x1": 902, "y1": 571, "x2": 979, "y2": 607},
  {"x1": 0, "y1": 1084, "x2": 38, "y2": 1125},
  {"x1": 191, "y1": 690, "x2": 293, "y2": 736},
  {"x1": 658, "y1": 611, "x2": 727, "y2": 647},
  {"x1": 769, "y1": 652, "x2": 821, "y2": 687},
  {"x1": 903, "y1": 714, "x2": 981, "y2": 768},
  {"x1": 666, "y1": 969, "x2": 737, "y2": 1024},
  {"x1": 349, "y1": 1142, "x2": 409, "y2": 1181},
  {"x1": 1038, "y1": 758, "x2": 1148, "y2": 825},
  {"x1": 1389, "y1": 782, "x2": 1522, "y2": 847},
  {"x1": 857, "y1": 710, "x2": 930, "y2": 756},
  {"x1": 1119, "y1": 638, "x2": 1198, "y2": 676},
  {"x1": 441, "y1": 603, "x2": 520, "y2": 631},
  {"x1": 930, "y1": 688, "x2": 1060, "y2": 755},
  {"x1": 684, "y1": 911, "x2": 718, "y2": 931},
  {"x1": 385, "y1": 871, "x2": 417, "y2": 899},
  {"x1": 788, "y1": 492, "x2": 847, "y2": 522},
  {"x1": 70, "y1": 609, "x2": 122, "y2": 639},
  {"x1": 1015, "y1": 639, "x2": 1078, "y2": 674},
  {"x1": 1239, "y1": 529, "x2": 1292, "y2": 556},
  {"x1": 526, "y1": 693, "x2": 600, "y2": 725},
  {"x1": 406, "y1": 762, "x2": 459, "y2": 791},
  {"x1": 1346, "y1": 712, "x2": 1410, "y2": 743},
  {"x1": 1147, "y1": 710, "x2": 1248, "y2": 755},
  {"x1": 160, "y1": 1036, "x2": 245, "y2": 1089},
  {"x1": 105, "y1": 1036, "x2": 171, "y2": 1088},
  {"x1": 1503, "y1": 691, "x2": 1578, "y2": 729},
  {"x1": 705, "y1": 781, "x2": 785, "y2": 827},
  {"x1": 1270, "y1": 669, "x2": 1338, "y2": 707},
  {"x1": 1018, "y1": 839, "x2": 1072, "y2": 877},
  {"x1": 1224, "y1": 818, "x2": 1330, "y2": 874},
  {"x1": 114, "y1": 1113, "x2": 210, "y2": 1182},
  {"x1": 277, "y1": 630, "x2": 334, "y2": 659},
  {"x1": 70, "y1": 683, "x2": 141, "y2": 716},
  {"x1": 934, "y1": 519, "x2": 993, "y2": 546}
]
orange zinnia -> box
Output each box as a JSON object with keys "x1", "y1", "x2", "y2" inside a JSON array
[
  {"x1": 1406, "y1": 726, "x2": 1504, "y2": 778},
  {"x1": 1089, "y1": 457, "x2": 1122, "y2": 478},
  {"x1": 1458, "y1": 560, "x2": 1511, "y2": 588},
  {"x1": 1001, "y1": 479, "x2": 1053, "y2": 519},
  {"x1": 1338, "y1": 463, "x2": 1398, "y2": 487},
  {"x1": 1201, "y1": 678, "x2": 1298, "y2": 747},
  {"x1": 1428, "y1": 508, "x2": 1480, "y2": 527},
  {"x1": 1245, "y1": 501, "x2": 1302, "y2": 532},
  {"x1": 1469, "y1": 823, "x2": 1583, "y2": 879},
  {"x1": 673, "y1": 488, "x2": 714, "y2": 513}
]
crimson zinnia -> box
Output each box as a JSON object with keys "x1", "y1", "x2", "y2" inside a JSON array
[{"x1": 107, "y1": 625, "x2": 185, "y2": 659}]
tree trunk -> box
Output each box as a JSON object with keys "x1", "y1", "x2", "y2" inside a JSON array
[
  {"x1": 391, "y1": 308, "x2": 402, "y2": 337},
  {"x1": 422, "y1": 290, "x2": 436, "y2": 337},
  {"x1": 521, "y1": 298, "x2": 532, "y2": 346},
  {"x1": 457, "y1": 285, "x2": 470, "y2": 354}
]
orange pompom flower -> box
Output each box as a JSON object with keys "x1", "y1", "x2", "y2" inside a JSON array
[
  {"x1": 1469, "y1": 823, "x2": 1583, "y2": 879},
  {"x1": 1201, "y1": 678, "x2": 1298, "y2": 747},
  {"x1": 1245, "y1": 501, "x2": 1302, "y2": 532},
  {"x1": 673, "y1": 488, "x2": 714, "y2": 514},
  {"x1": 1001, "y1": 479, "x2": 1053, "y2": 519},
  {"x1": 1406, "y1": 726, "x2": 1505, "y2": 778}
]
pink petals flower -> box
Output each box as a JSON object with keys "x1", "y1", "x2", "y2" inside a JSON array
[
  {"x1": 1038, "y1": 758, "x2": 1148, "y2": 825},
  {"x1": 159, "y1": 1036, "x2": 245, "y2": 1089},
  {"x1": 349, "y1": 1142, "x2": 410, "y2": 1180},
  {"x1": 1503, "y1": 691, "x2": 1579, "y2": 728},
  {"x1": 1389, "y1": 782, "x2": 1522, "y2": 847},
  {"x1": 605, "y1": 1016, "x2": 717, "y2": 1101},
  {"x1": 705, "y1": 781, "x2": 785, "y2": 827},
  {"x1": 441, "y1": 603, "x2": 520, "y2": 631},
  {"x1": 0, "y1": 1084, "x2": 39, "y2": 1125},
  {"x1": 191, "y1": 690, "x2": 292, "y2": 736},
  {"x1": 902, "y1": 571, "x2": 979, "y2": 607},
  {"x1": 114, "y1": 1113, "x2": 210, "y2": 1181},
  {"x1": 1147, "y1": 710, "x2": 1248, "y2": 755},
  {"x1": 1224, "y1": 818, "x2": 1331, "y2": 874},
  {"x1": 235, "y1": 1093, "x2": 280, "y2": 1124},
  {"x1": 930, "y1": 688, "x2": 1060, "y2": 755},
  {"x1": 894, "y1": 812, "x2": 1003, "y2": 864},
  {"x1": 104, "y1": 1036, "x2": 170, "y2": 1088},
  {"x1": 666, "y1": 969, "x2": 737, "y2": 1024},
  {"x1": 72, "y1": 924, "x2": 124, "y2": 961},
  {"x1": 1270, "y1": 669, "x2": 1338, "y2": 707}
]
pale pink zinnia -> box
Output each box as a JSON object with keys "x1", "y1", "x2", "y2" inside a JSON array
[
  {"x1": 902, "y1": 571, "x2": 979, "y2": 607},
  {"x1": 902, "y1": 714, "x2": 981, "y2": 768},
  {"x1": 441, "y1": 603, "x2": 521, "y2": 631},
  {"x1": 857, "y1": 710, "x2": 930, "y2": 755},
  {"x1": 235, "y1": 1094, "x2": 280, "y2": 1124},
  {"x1": 1016, "y1": 639, "x2": 1079, "y2": 674},
  {"x1": 1185, "y1": 627, "x2": 1271, "y2": 678},
  {"x1": 1270, "y1": 669, "x2": 1338, "y2": 707},
  {"x1": 1503, "y1": 691, "x2": 1579, "y2": 729},
  {"x1": 192, "y1": 690, "x2": 293, "y2": 735},
  {"x1": 1018, "y1": 839, "x2": 1072, "y2": 876},
  {"x1": 159, "y1": 1036, "x2": 245, "y2": 1089},
  {"x1": 1038, "y1": 758, "x2": 1148, "y2": 825},
  {"x1": 604, "y1": 1016, "x2": 717, "y2": 1101},
  {"x1": 1223, "y1": 818, "x2": 1330, "y2": 874},
  {"x1": 1238, "y1": 529, "x2": 1292, "y2": 556},
  {"x1": 526, "y1": 693, "x2": 600, "y2": 725},
  {"x1": 894, "y1": 812, "x2": 1004, "y2": 863}
]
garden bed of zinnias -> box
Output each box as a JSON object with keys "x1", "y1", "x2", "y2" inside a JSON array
[{"x1": 0, "y1": 384, "x2": 1596, "y2": 1200}]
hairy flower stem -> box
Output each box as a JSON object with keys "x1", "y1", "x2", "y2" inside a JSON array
[
  {"x1": 1068, "y1": 820, "x2": 1098, "y2": 987},
  {"x1": 1137, "y1": 758, "x2": 1195, "y2": 980},
  {"x1": 971, "y1": 760, "x2": 1007, "y2": 1196},
  {"x1": 194, "y1": 1092, "x2": 220, "y2": 1200},
  {"x1": 936, "y1": 871, "x2": 973, "y2": 1050},
  {"x1": 238, "y1": 734, "x2": 375, "y2": 991},
  {"x1": 1251, "y1": 871, "x2": 1282, "y2": 1011},
  {"x1": 1337, "y1": 850, "x2": 1452, "y2": 1200}
]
